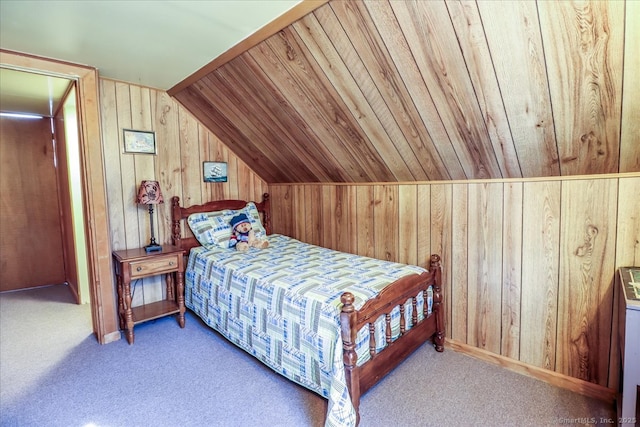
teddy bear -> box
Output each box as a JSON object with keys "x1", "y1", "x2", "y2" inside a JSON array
[{"x1": 228, "y1": 213, "x2": 269, "y2": 251}]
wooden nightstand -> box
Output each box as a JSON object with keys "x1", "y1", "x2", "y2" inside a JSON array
[{"x1": 113, "y1": 245, "x2": 186, "y2": 344}]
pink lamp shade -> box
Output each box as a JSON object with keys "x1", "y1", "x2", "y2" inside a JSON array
[
  {"x1": 136, "y1": 180, "x2": 164, "y2": 205},
  {"x1": 136, "y1": 180, "x2": 164, "y2": 253}
]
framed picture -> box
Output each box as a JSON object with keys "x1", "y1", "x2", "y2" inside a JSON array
[
  {"x1": 203, "y1": 161, "x2": 228, "y2": 183},
  {"x1": 123, "y1": 129, "x2": 156, "y2": 154}
]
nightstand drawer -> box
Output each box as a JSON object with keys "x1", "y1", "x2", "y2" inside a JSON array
[{"x1": 129, "y1": 254, "x2": 180, "y2": 278}]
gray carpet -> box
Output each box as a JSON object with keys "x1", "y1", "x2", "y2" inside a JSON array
[{"x1": 0, "y1": 284, "x2": 616, "y2": 426}]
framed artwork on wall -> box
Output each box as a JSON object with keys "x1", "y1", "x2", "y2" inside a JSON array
[
  {"x1": 203, "y1": 161, "x2": 228, "y2": 183},
  {"x1": 123, "y1": 129, "x2": 156, "y2": 154}
]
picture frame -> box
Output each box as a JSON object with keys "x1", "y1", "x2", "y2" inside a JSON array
[
  {"x1": 123, "y1": 129, "x2": 156, "y2": 154},
  {"x1": 203, "y1": 161, "x2": 228, "y2": 183}
]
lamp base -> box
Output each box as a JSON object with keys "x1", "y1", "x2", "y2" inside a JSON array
[{"x1": 144, "y1": 243, "x2": 163, "y2": 253}]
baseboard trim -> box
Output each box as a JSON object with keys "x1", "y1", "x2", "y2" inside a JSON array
[
  {"x1": 99, "y1": 330, "x2": 121, "y2": 344},
  {"x1": 445, "y1": 339, "x2": 616, "y2": 404}
]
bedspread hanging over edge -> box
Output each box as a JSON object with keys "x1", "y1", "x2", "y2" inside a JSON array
[{"x1": 184, "y1": 234, "x2": 432, "y2": 426}]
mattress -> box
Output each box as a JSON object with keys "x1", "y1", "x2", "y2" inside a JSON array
[{"x1": 185, "y1": 234, "x2": 433, "y2": 426}]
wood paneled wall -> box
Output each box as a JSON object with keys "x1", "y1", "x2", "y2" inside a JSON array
[
  {"x1": 173, "y1": 0, "x2": 640, "y2": 184},
  {"x1": 269, "y1": 175, "x2": 640, "y2": 390},
  {"x1": 99, "y1": 79, "x2": 266, "y2": 304}
]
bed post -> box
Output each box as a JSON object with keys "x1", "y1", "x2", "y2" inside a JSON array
[
  {"x1": 261, "y1": 193, "x2": 271, "y2": 235},
  {"x1": 340, "y1": 292, "x2": 361, "y2": 424},
  {"x1": 171, "y1": 196, "x2": 182, "y2": 247},
  {"x1": 430, "y1": 254, "x2": 445, "y2": 352}
]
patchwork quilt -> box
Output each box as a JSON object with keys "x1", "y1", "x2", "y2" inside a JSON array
[{"x1": 185, "y1": 234, "x2": 433, "y2": 427}]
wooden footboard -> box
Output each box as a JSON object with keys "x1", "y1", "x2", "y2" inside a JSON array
[{"x1": 340, "y1": 254, "x2": 444, "y2": 424}]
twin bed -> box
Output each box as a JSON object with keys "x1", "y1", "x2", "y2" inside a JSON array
[{"x1": 171, "y1": 193, "x2": 445, "y2": 426}]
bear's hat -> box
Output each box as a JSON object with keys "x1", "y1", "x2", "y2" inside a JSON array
[{"x1": 230, "y1": 213, "x2": 250, "y2": 229}]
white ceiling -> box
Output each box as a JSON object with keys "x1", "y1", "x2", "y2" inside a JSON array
[
  {"x1": 0, "y1": 0, "x2": 300, "y2": 116},
  {"x1": 0, "y1": 68, "x2": 71, "y2": 117}
]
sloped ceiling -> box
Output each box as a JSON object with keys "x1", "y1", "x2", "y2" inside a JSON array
[{"x1": 171, "y1": 0, "x2": 640, "y2": 183}]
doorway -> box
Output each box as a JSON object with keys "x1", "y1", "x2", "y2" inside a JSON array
[
  {"x1": 0, "y1": 49, "x2": 119, "y2": 344},
  {"x1": 0, "y1": 70, "x2": 89, "y2": 301}
]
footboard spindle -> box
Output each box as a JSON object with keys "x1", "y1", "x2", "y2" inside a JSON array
[
  {"x1": 368, "y1": 324, "x2": 376, "y2": 359},
  {"x1": 340, "y1": 292, "x2": 361, "y2": 424}
]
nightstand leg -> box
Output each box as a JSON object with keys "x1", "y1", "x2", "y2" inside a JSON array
[
  {"x1": 116, "y1": 275, "x2": 125, "y2": 330},
  {"x1": 123, "y1": 280, "x2": 135, "y2": 344},
  {"x1": 166, "y1": 273, "x2": 175, "y2": 301},
  {"x1": 176, "y1": 271, "x2": 185, "y2": 328}
]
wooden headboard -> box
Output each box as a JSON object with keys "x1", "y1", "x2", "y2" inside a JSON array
[{"x1": 170, "y1": 193, "x2": 271, "y2": 252}]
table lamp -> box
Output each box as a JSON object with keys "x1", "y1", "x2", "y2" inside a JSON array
[{"x1": 136, "y1": 180, "x2": 164, "y2": 252}]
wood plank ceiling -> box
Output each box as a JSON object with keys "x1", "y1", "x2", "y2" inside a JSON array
[{"x1": 171, "y1": 0, "x2": 640, "y2": 184}]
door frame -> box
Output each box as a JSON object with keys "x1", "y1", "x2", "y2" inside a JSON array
[{"x1": 1, "y1": 49, "x2": 119, "y2": 344}]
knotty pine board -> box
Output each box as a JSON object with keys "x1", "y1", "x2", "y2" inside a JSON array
[
  {"x1": 450, "y1": 183, "x2": 468, "y2": 343},
  {"x1": 389, "y1": 0, "x2": 501, "y2": 179},
  {"x1": 305, "y1": 7, "x2": 416, "y2": 182},
  {"x1": 616, "y1": 177, "x2": 640, "y2": 267},
  {"x1": 445, "y1": 0, "x2": 521, "y2": 179},
  {"x1": 178, "y1": 104, "x2": 202, "y2": 207},
  {"x1": 398, "y1": 185, "x2": 418, "y2": 266},
  {"x1": 196, "y1": 125, "x2": 210, "y2": 205},
  {"x1": 306, "y1": 185, "x2": 323, "y2": 247},
  {"x1": 336, "y1": 186, "x2": 355, "y2": 254},
  {"x1": 467, "y1": 182, "x2": 503, "y2": 354},
  {"x1": 356, "y1": 186, "x2": 376, "y2": 259},
  {"x1": 478, "y1": 0, "x2": 559, "y2": 178},
  {"x1": 209, "y1": 134, "x2": 232, "y2": 203},
  {"x1": 373, "y1": 185, "x2": 398, "y2": 262},
  {"x1": 100, "y1": 80, "x2": 126, "y2": 251},
  {"x1": 321, "y1": 186, "x2": 337, "y2": 251},
  {"x1": 114, "y1": 82, "x2": 140, "y2": 250},
  {"x1": 558, "y1": 179, "x2": 617, "y2": 384},
  {"x1": 269, "y1": 185, "x2": 293, "y2": 238},
  {"x1": 324, "y1": 1, "x2": 433, "y2": 181},
  {"x1": 293, "y1": 185, "x2": 307, "y2": 241},
  {"x1": 520, "y1": 181, "x2": 560, "y2": 371},
  {"x1": 364, "y1": 0, "x2": 462, "y2": 180},
  {"x1": 153, "y1": 90, "x2": 183, "y2": 244},
  {"x1": 501, "y1": 182, "x2": 523, "y2": 360},
  {"x1": 538, "y1": 0, "x2": 623, "y2": 176},
  {"x1": 416, "y1": 185, "x2": 432, "y2": 271},
  {"x1": 620, "y1": 1, "x2": 640, "y2": 172}
]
